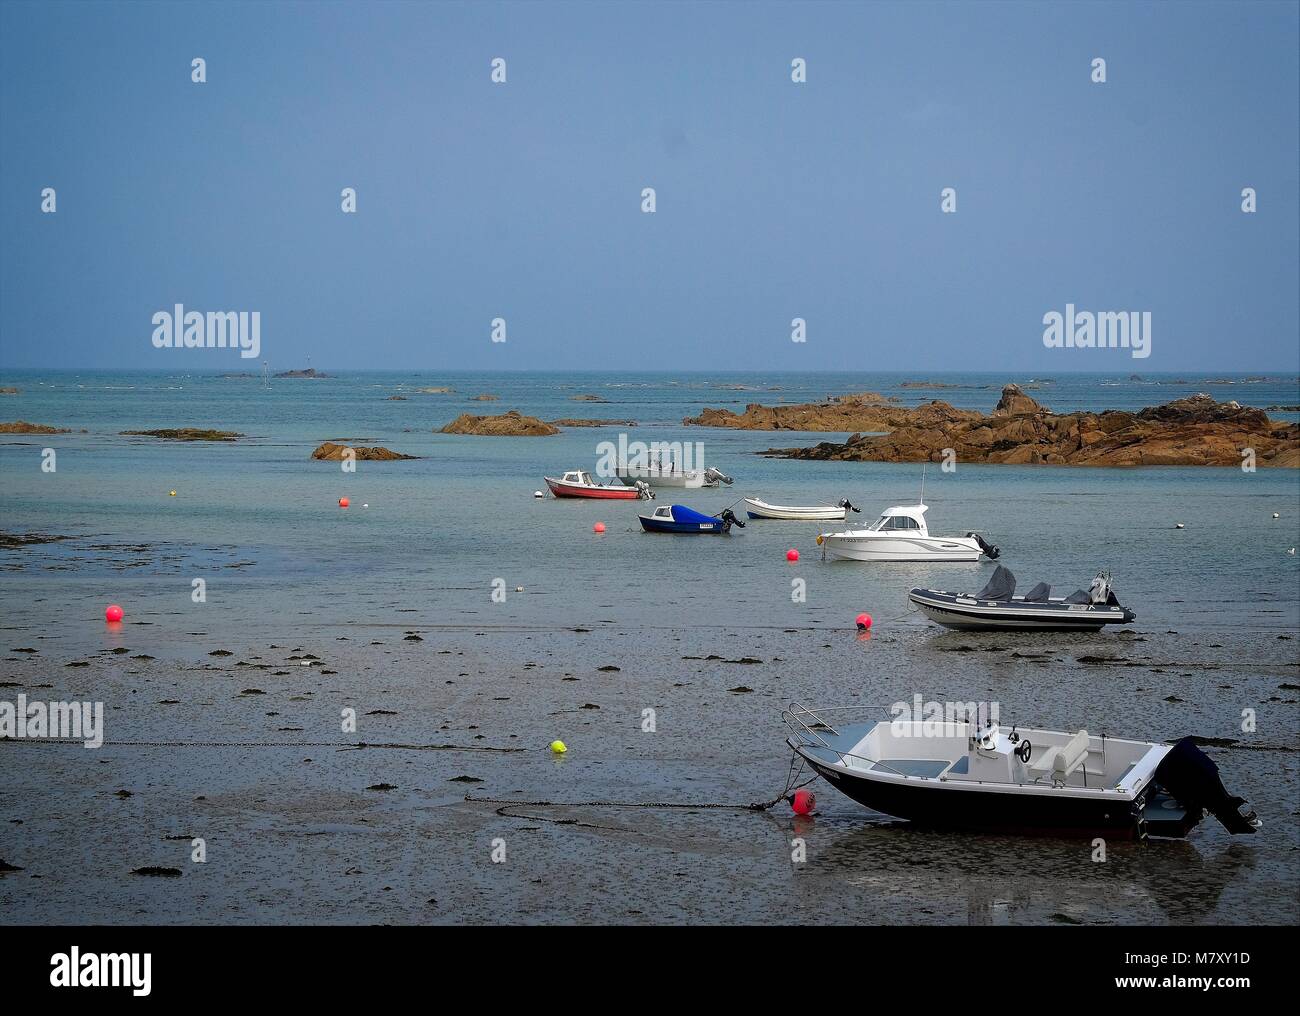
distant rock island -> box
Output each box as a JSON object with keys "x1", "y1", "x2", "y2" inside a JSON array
[
  {"x1": 122, "y1": 428, "x2": 243, "y2": 441},
  {"x1": 0, "y1": 386, "x2": 20, "y2": 395},
  {"x1": 685, "y1": 392, "x2": 965, "y2": 432},
  {"x1": 758, "y1": 385, "x2": 1299, "y2": 467},
  {"x1": 570, "y1": 394, "x2": 609, "y2": 402},
  {"x1": 417, "y1": 386, "x2": 455, "y2": 394},
  {"x1": 274, "y1": 368, "x2": 330, "y2": 379},
  {"x1": 311, "y1": 442, "x2": 418, "y2": 461},
  {"x1": 440, "y1": 410, "x2": 559, "y2": 436},
  {"x1": 470, "y1": 394, "x2": 500, "y2": 401},
  {"x1": 550, "y1": 418, "x2": 638, "y2": 427},
  {"x1": 1, "y1": 420, "x2": 70, "y2": 434}
]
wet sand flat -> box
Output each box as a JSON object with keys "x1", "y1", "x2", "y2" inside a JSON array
[{"x1": 2, "y1": 621, "x2": 1296, "y2": 925}]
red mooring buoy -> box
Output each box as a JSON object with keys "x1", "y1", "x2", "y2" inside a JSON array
[{"x1": 792, "y1": 788, "x2": 816, "y2": 815}]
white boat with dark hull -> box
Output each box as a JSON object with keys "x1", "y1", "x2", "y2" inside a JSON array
[
  {"x1": 744, "y1": 497, "x2": 861, "y2": 521},
  {"x1": 784, "y1": 704, "x2": 1261, "y2": 840},
  {"x1": 910, "y1": 565, "x2": 1135, "y2": 631},
  {"x1": 817, "y1": 504, "x2": 999, "y2": 562}
]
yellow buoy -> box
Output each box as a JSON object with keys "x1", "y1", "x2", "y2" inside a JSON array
[
  {"x1": 169, "y1": 490, "x2": 177, "y2": 496},
  {"x1": 549, "y1": 740, "x2": 567, "y2": 754}
]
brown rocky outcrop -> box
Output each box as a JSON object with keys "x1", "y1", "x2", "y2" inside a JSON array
[
  {"x1": 0, "y1": 420, "x2": 69, "y2": 434},
  {"x1": 311, "y1": 442, "x2": 418, "y2": 461},
  {"x1": 685, "y1": 396, "x2": 979, "y2": 432},
  {"x1": 759, "y1": 386, "x2": 1300, "y2": 468},
  {"x1": 439, "y1": 411, "x2": 559, "y2": 436},
  {"x1": 550, "y1": 418, "x2": 638, "y2": 427}
]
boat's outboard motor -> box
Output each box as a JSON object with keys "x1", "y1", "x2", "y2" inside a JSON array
[
  {"x1": 634, "y1": 480, "x2": 654, "y2": 500},
  {"x1": 967, "y1": 533, "x2": 1000, "y2": 560},
  {"x1": 1154, "y1": 738, "x2": 1260, "y2": 834},
  {"x1": 718, "y1": 507, "x2": 744, "y2": 531},
  {"x1": 839, "y1": 499, "x2": 862, "y2": 514},
  {"x1": 704, "y1": 467, "x2": 734, "y2": 486},
  {"x1": 1088, "y1": 571, "x2": 1111, "y2": 604}
]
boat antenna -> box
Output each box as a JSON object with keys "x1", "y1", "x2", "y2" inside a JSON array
[{"x1": 919, "y1": 462, "x2": 926, "y2": 506}]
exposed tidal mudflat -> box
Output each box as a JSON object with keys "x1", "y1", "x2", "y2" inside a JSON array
[{"x1": 1, "y1": 370, "x2": 1297, "y2": 924}]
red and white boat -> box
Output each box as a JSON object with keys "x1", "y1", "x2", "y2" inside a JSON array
[{"x1": 544, "y1": 470, "x2": 652, "y2": 499}]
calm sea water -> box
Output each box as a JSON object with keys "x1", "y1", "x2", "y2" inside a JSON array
[
  {"x1": 1, "y1": 370, "x2": 1297, "y2": 924},
  {"x1": 2, "y1": 369, "x2": 1297, "y2": 642}
]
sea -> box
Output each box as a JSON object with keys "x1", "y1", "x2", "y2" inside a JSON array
[{"x1": 0, "y1": 369, "x2": 1297, "y2": 925}]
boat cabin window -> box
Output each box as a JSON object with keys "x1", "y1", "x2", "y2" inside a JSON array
[
  {"x1": 873, "y1": 515, "x2": 920, "y2": 531},
  {"x1": 654, "y1": 507, "x2": 672, "y2": 518}
]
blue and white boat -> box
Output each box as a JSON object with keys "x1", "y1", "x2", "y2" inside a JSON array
[{"x1": 638, "y1": 504, "x2": 744, "y2": 534}]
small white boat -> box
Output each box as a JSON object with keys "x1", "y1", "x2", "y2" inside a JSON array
[
  {"x1": 617, "y1": 464, "x2": 733, "y2": 489},
  {"x1": 817, "y1": 504, "x2": 998, "y2": 562},
  {"x1": 743, "y1": 497, "x2": 861, "y2": 521},
  {"x1": 784, "y1": 703, "x2": 1261, "y2": 839}
]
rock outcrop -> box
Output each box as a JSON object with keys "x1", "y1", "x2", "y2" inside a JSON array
[
  {"x1": 759, "y1": 386, "x2": 1300, "y2": 467},
  {"x1": 0, "y1": 420, "x2": 69, "y2": 434},
  {"x1": 685, "y1": 396, "x2": 979, "y2": 432},
  {"x1": 121, "y1": 428, "x2": 242, "y2": 441},
  {"x1": 274, "y1": 368, "x2": 330, "y2": 379},
  {"x1": 311, "y1": 442, "x2": 418, "y2": 461},
  {"x1": 570, "y1": 394, "x2": 609, "y2": 403},
  {"x1": 439, "y1": 411, "x2": 559, "y2": 436},
  {"x1": 550, "y1": 418, "x2": 638, "y2": 428}
]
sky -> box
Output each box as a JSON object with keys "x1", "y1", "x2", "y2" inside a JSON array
[{"x1": 1, "y1": 0, "x2": 1297, "y2": 372}]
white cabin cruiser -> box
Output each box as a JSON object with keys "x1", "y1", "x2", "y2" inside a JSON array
[
  {"x1": 784, "y1": 704, "x2": 1261, "y2": 839},
  {"x1": 817, "y1": 504, "x2": 999, "y2": 562}
]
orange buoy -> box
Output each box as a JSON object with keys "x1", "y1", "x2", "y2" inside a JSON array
[
  {"x1": 339, "y1": 497, "x2": 350, "y2": 508},
  {"x1": 593, "y1": 522, "x2": 605, "y2": 533},
  {"x1": 105, "y1": 604, "x2": 123, "y2": 623},
  {"x1": 786, "y1": 548, "x2": 799, "y2": 562}
]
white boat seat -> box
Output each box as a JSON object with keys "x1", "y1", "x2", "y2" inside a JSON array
[{"x1": 1030, "y1": 729, "x2": 1091, "y2": 783}]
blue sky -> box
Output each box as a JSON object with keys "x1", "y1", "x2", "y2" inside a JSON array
[{"x1": 1, "y1": 0, "x2": 1297, "y2": 372}]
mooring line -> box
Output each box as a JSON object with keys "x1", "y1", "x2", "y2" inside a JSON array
[{"x1": 465, "y1": 769, "x2": 820, "y2": 815}]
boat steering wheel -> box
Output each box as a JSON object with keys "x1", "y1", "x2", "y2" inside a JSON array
[{"x1": 1015, "y1": 740, "x2": 1032, "y2": 764}]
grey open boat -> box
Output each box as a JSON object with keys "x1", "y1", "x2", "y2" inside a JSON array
[{"x1": 909, "y1": 565, "x2": 1136, "y2": 631}]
